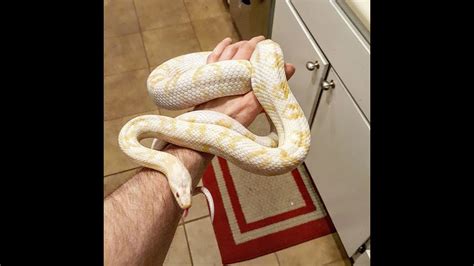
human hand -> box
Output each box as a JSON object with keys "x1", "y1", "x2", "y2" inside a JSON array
[{"x1": 194, "y1": 36, "x2": 295, "y2": 127}]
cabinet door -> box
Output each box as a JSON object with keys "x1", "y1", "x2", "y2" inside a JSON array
[
  {"x1": 271, "y1": 0, "x2": 329, "y2": 125},
  {"x1": 229, "y1": 0, "x2": 273, "y2": 39},
  {"x1": 305, "y1": 68, "x2": 370, "y2": 256},
  {"x1": 291, "y1": 0, "x2": 370, "y2": 120}
]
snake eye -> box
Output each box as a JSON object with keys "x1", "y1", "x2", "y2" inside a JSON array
[{"x1": 176, "y1": 192, "x2": 180, "y2": 198}]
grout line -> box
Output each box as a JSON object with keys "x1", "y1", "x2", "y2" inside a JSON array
[
  {"x1": 104, "y1": 167, "x2": 141, "y2": 178},
  {"x1": 104, "y1": 31, "x2": 150, "y2": 77},
  {"x1": 131, "y1": 0, "x2": 151, "y2": 70},
  {"x1": 104, "y1": 67, "x2": 150, "y2": 78},
  {"x1": 182, "y1": 0, "x2": 203, "y2": 52},
  {"x1": 182, "y1": 222, "x2": 194, "y2": 266},
  {"x1": 230, "y1": 18, "x2": 243, "y2": 41},
  {"x1": 104, "y1": 31, "x2": 140, "y2": 40},
  {"x1": 274, "y1": 253, "x2": 281, "y2": 266},
  {"x1": 104, "y1": 108, "x2": 160, "y2": 123},
  {"x1": 183, "y1": 214, "x2": 210, "y2": 225}
]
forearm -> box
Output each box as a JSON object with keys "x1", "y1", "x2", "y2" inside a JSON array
[
  {"x1": 104, "y1": 88, "x2": 261, "y2": 266},
  {"x1": 104, "y1": 146, "x2": 214, "y2": 266}
]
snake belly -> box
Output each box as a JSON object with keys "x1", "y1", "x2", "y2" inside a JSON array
[{"x1": 118, "y1": 40, "x2": 311, "y2": 209}]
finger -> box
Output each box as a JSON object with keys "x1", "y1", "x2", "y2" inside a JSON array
[
  {"x1": 207, "y1": 37, "x2": 233, "y2": 63},
  {"x1": 285, "y1": 63, "x2": 296, "y2": 80},
  {"x1": 219, "y1": 41, "x2": 246, "y2": 61},
  {"x1": 233, "y1": 35, "x2": 266, "y2": 60}
]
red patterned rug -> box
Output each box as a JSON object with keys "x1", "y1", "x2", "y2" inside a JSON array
[{"x1": 202, "y1": 156, "x2": 336, "y2": 264}]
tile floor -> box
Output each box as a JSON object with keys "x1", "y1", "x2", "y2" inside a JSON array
[{"x1": 104, "y1": 0, "x2": 350, "y2": 264}]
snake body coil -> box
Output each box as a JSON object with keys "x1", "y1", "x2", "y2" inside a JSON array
[{"x1": 119, "y1": 40, "x2": 311, "y2": 210}]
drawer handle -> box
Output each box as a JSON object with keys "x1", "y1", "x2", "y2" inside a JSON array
[
  {"x1": 322, "y1": 80, "x2": 335, "y2": 90},
  {"x1": 305, "y1": 61, "x2": 320, "y2": 71}
]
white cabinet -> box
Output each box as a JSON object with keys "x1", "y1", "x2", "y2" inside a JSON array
[
  {"x1": 271, "y1": 0, "x2": 329, "y2": 124},
  {"x1": 304, "y1": 69, "x2": 370, "y2": 256},
  {"x1": 271, "y1": 0, "x2": 370, "y2": 260},
  {"x1": 291, "y1": 0, "x2": 370, "y2": 120}
]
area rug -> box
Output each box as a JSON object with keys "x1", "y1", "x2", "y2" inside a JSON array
[{"x1": 202, "y1": 156, "x2": 336, "y2": 264}]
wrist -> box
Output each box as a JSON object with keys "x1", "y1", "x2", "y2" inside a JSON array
[
  {"x1": 194, "y1": 92, "x2": 262, "y2": 127},
  {"x1": 162, "y1": 144, "x2": 214, "y2": 188}
]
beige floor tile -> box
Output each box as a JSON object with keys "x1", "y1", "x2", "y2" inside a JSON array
[
  {"x1": 352, "y1": 250, "x2": 369, "y2": 266},
  {"x1": 192, "y1": 14, "x2": 241, "y2": 51},
  {"x1": 104, "y1": 69, "x2": 157, "y2": 121},
  {"x1": 163, "y1": 225, "x2": 192, "y2": 265},
  {"x1": 104, "y1": 168, "x2": 140, "y2": 198},
  {"x1": 276, "y1": 233, "x2": 348, "y2": 266},
  {"x1": 104, "y1": 110, "x2": 160, "y2": 176},
  {"x1": 185, "y1": 217, "x2": 221, "y2": 265},
  {"x1": 105, "y1": 33, "x2": 148, "y2": 76},
  {"x1": 142, "y1": 23, "x2": 201, "y2": 67},
  {"x1": 184, "y1": 193, "x2": 210, "y2": 223},
  {"x1": 248, "y1": 113, "x2": 272, "y2": 135},
  {"x1": 324, "y1": 258, "x2": 352, "y2": 266},
  {"x1": 230, "y1": 253, "x2": 279, "y2": 266},
  {"x1": 135, "y1": 0, "x2": 190, "y2": 31},
  {"x1": 158, "y1": 107, "x2": 194, "y2": 118},
  {"x1": 184, "y1": 0, "x2": 229, "y2": 21},
  {"x1": 104, "y1": 0, "x2": 140, "y2": 38}
]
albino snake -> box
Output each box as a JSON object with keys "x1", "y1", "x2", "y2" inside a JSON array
[{"x1": 118, "y1": 40, "x2": 311, "y2": 221}]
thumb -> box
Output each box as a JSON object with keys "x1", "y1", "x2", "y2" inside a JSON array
[{"x1": 284, "y1": 63, "x2": 296, "y2": 80}]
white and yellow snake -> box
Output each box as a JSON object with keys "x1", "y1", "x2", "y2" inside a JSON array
[{"x1": 118, "y1": 40, "x2": 310, "y2": 219}]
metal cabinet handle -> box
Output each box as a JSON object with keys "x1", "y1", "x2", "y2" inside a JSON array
[
  {"x1": 305, "y1": 61, "x2": 320, "y2": 71},
  {"x1": 322, "y1": 80, "x2": 335, "y2": 90}
]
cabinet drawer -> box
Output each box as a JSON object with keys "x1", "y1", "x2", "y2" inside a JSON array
[
  {"x1": 305, "y1": 68, "x2": 370, "y2": 256},
  {"x1": 271, "y1": 0, "x2": 329, "y2": 125},
  {"x1": 291, "y1": 0, "x2": 370, "y2": 120}
]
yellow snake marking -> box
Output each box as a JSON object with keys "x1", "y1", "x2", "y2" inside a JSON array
[
  {"x1": 198, "y1": 124, "x2": 206, "y2": 137},
  {"x1": 159, "y1": 63, "x2": 172, "y2": 76},
  {"x1": 293, "y1": 131, "x2": 311, "y2": 151},
  {"x1": 260, "y1": 102, "x2": 276, "y2": 114},
  {"x1": 272, "y1": 51, "x2": 285, "y2": 70},
  {"x1": 260, "y1": 155, "x2": 273, "y2": 168},
  {"x1": 149, "y1": 72, "x2": 167, "y2": 85},
  {"x1": 247, "y1": 148, "x2": 268, "y2": 160},
  {"x1": 192, "y1": 65, "x2": 206, "y2": 84},
  {"x1": 270, "y1": 138, "x2": 278, "y2": 148},
  {"x1": 252, "y1": 82, "x2": 265, "y2": 93},
  {"x1": 215, "y1": 130, "x2": 231, "y2": 146},
  {"x1": 244, "y1": 132, "x2": 256, "y2": 141},
  {"x1": 156, "y1": 118, "x2": 165, "y2": 129},
  {"x1": 185, "y1": 122, "x2": 196, "y2": 136},
  {"x1": 236, "y1": 60, "x2": 252, "y2": 74},
  {"x1": 216, "y1": 119, "x2": 232, "y2": 129},
  {"x1": 279, "y1": 150, "x2": 299, "y2": 165},
  {"x1": 192, "y1": 64, "x2": 223, "y2": 98},
  {"x1": 228, "y1": 135, "x2": 246, "y2": 150},
  {"x1": 211, "y1": 64, "x2": 223, "y2": 80},
  {"x1": 201, "y1": 144, "x2": 211, "y2": 153},
  {"x1": 273, "y1": 81, "x2": 290, "y2": 100},
  {"x1": 255, "y1": 50, "x2": 261, "y2": 63},
  {"x1": 168, "y1": 119, "x2": 177, "y2": 132},
  {"x1": 283, "y1": 103, "x2": 304, "y2": 120},
  {"x1": 164, "y1": 73, "x2": 182, "y2": 96}
]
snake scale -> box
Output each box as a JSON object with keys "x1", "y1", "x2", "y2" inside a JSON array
[{"x1": 118, "y1": 40, "x2": 311, "y2": 216}]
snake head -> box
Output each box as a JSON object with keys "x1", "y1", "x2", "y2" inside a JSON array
[{"x1": 169, "y1": 169, "x2": 193, "y2": 209}]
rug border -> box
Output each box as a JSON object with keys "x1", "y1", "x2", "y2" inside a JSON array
[
  {"x1": 217, "y1": 157, "x2": 317, "y2": 233},
  {"x1": 202, "y1": 158, "x2": 336, "y2": 264}
]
